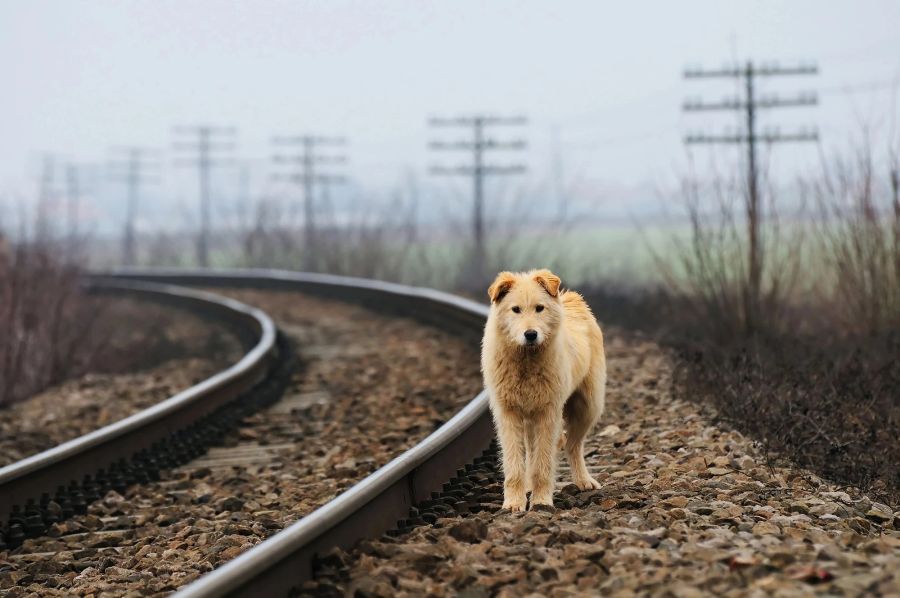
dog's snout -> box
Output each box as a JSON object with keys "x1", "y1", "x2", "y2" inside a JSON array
[{"x1": 524, "y1": 329, "x2": 538, "y2": 342}]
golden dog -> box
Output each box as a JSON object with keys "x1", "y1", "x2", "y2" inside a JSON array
[{"x1": 481, "y1": 269, "x2": 606, "y2": 511}]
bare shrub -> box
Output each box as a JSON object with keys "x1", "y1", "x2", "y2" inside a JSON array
[
  {"x1": 440, "y1": 181, "x2": 569, "y2": 294},
  {"x1": 145, "y1": 231, "x2": 191, "y2": 268},
  {"x1": 226, "y1": 193, "x2": 297, "y2": 269},
  {"x1": 0, "y1": 239, "x2": 101, "y2": 405},
  {"x1": 311, "y1": 191, "x2": 426, "y2": 282},
  {"x1": 677, "y1": 331, "x2": 900, "y2": 503},
  {"x1": 654, "y1": 168, "x2": 803, "y2": 342},
  {"x1": 641, "y1": 141, "x2": 900, "y2": 502},
  {"x1": 805, "y1": 146, "x2": 900, "y2": 336},
  {"x1": 482, "y1": 190, "x2": 567, "y2": 286}
]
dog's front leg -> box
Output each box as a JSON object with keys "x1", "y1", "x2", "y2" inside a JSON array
[
  {"x1": 495, "y1": 407, "x2": 527, "y2": 512},
  {"x1": 529, "y1": 407, "x2": 562, "y2": 509},
  {"x1": 524, "y1": 422, "x2": 536, "y2": 495}
]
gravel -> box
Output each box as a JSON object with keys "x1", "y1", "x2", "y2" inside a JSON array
[
  {"x1": 299, "y1": 333, "x2": 900, "y2": 597},
  {"x1": 0, "y1": 298, "x2": 242, "y2": 467},
  {"x1": 7, "y1": 292, "x2": 897, "y2": 597},
  {"x1": 0, "y1": 289, "x2": 483, "y2": 596}
]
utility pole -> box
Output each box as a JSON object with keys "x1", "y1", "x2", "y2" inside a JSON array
[
  {"x1": 892, "y1": 165, "x2": 899, "y2": 283},
  {"x1": 65, "y1": 164, "x2": 80, "y2": 243},
  {"x1": 683, "y1": 61, "x2": 818, "y2": 332},
  {"x1": 404, "y1": 170, "x2": 420, "y2": 244},
  {"x1": 238, "y1": 162, "x2": 251, "y2": 212},
  {"x1": 35, "y1": 154, "x2": 59, "y2": 243},
  {"x1": 551, "y1": 125, "x2": 566, "y2": 224},
  {"x1": 428, "y1": 115, "x2": 527, "y2": 280},
  {"x1": 173, "y1": 126, "x2": 236, "y2": 266},
  {"x1": 270, "y1": 135, "x2": 347, "y2": 271},
  {"x1": 109, "y1": 148, "x2": 159, "y2": 266},
  {"x1": 65, "y1": 163, "x2": 97, "y2": 251}
]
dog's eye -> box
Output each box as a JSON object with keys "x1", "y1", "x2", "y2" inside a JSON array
[
  {"x1": 511, "y1": 306, "x2": 521, "y2": 314},
  {"x1": 535, "y1": 305, "x2": 544, "y2": 313}
]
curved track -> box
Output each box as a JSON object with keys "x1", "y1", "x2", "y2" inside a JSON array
[
  {"x1": 11, "y1": 269, "x2": 889, "y2": 597},
  {"x1": 1, "y1": 268, "x2": 492, "y2": 596},
  {"x1": 0, "y1": 280, "x2": 280, "y2": 548},
  {"x1": 90, "y1": 268, "x2": 492, "y2": 598}
]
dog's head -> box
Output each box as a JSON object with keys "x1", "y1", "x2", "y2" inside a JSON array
[{"x1": 487, "y1": 269, "x2": 562, "y2": 348}]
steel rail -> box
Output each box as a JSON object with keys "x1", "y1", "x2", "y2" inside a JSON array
[
  {"x1": 0, "y1": 279, "x2": 278, "y2": 526},
  {"x1": 94, "y1": 268, "x2": 492, "y2": 598}
]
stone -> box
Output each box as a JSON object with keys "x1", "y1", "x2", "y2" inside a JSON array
[
  {"x1": 448, "y1": 520, "x2": 488, "y2": 544},
  {"x1": 217, "y1": 496, "x2": 245, "y2": 512},
  {"x1": 865, "y1": 502, "x2": 893, "y2": 523},
  {"x1": 752, "y1": 521, "x2": 779, "y2": 536},
  {"x1": 10, "y1": 322, "x2": 900, "y2": 598}
]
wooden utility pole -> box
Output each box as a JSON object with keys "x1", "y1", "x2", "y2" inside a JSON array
[
  {"x1": 109, "y1": 148, "x2": 159, "y2": 266},
  {"x1": 552, "y1": 125, "x2": 566, "y2": 224},
  {"x1": 173, "y1": 126, "x2": 236, "y2": 266},
  {"x1": 684, "y1": 61, "x2": 818, "y2": 331},
  {"x1": 35, "y1": 154, "x2": 59, "y2": 243},
  {"x1": 428, "y1": 115, "x2": 527, "y2": 278},
  {"x1": 271, "y1": 135, "x2": 347, "y2": 271},
  {"x1": 64, "y1": 163, "x2": 99, "y2": 255},
  {"x1": 892, "y1": 166, "x2": 899, "y2": 283},
  {"x1": 65, "y1": 164, "x2": 81, "y2": 243}
]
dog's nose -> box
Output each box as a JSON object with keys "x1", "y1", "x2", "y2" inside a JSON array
[{"x1": 524, "y1": 329, "x2": 538, "y2": 342}]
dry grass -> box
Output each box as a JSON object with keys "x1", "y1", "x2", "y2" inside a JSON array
[
  {"x1": 650, "y1": 167, "x2": 804, "y2": 342},
  {"x1": 630, "y1": 144, "x2": 900, "y2": 503},
  {"x1": 806, "y1": 147, "x2": 900, "y2": 335},
  {"x1": 0, "y1": 240, "x2": 101, "y2": 405}
]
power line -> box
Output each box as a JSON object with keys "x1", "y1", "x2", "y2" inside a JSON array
[
  {"x1": 683, "y1": 60, "x2": 819, "y2": 332},
  {"x1": 172, "y1": 125, "x2": 236, "y2": 266},
  {"x1": 818, "y1": 79, "x2": 899, "y2": 96},
  {"x1": 108, "y1": 148, "x2": 160, "y2": 266},
  {"x1": 270, "y1": 135, "x2": 348, "y2": 271},
  {"x1": 428, "y1": 114, "x2": 527, "y2": 278}
]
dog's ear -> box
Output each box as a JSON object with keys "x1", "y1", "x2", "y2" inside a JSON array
[
  {"x1": 487, "y1": 271, "x2": 516, "y2": 304},
  {"x1": 533, "y1": 269, "x2": 561, "y2": 298}
]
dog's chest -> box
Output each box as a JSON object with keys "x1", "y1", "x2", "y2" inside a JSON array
[{"x1": 491, "y1": 355, "x2": 564, "y2": 413}]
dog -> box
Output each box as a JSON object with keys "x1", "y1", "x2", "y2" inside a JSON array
[{"x1": 481, "y1": 269, "x2": 606, "y2": 512}]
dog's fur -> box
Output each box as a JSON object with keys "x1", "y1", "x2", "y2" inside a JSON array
[{"x1": 481, "y1": 269, "x2": 606, "y2": 511}]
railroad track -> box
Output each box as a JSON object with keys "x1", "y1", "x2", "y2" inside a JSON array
[
  {"x1": 0, "y1": 279, "x2": 283, "y2": 551},
  {"x1": 8, "y1": 270, "x2": 896, "y2": 597},
  {"x1": 1, "y1": 269, "x2": 492, "y2": 597}
]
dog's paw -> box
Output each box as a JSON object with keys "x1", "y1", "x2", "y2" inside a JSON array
[
  {"x1": 529, "y1": 492, "x2": 554, "y2": 510},
  {"x1": 573, "y1": 476, "x2": 601, "y2": 491},
  {"x1": 502, "y1": 499, "x2": 527, "y2": 513}
]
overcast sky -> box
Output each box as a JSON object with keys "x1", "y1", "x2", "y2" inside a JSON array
[{"x1": 3, "y1": 1, "x2": 899, "y2": 231}]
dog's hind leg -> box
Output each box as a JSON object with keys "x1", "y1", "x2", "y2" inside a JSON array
[{"x1": 563, "y1": 387, "x2": 603, "y2": 490}]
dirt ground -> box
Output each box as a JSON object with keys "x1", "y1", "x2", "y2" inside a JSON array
[
  {"x1": 4, "y1": 293, "x2": 899, "y2": 596},
  {"x1": 301, "y1": 332, "x2": 900, "y2": 597}
]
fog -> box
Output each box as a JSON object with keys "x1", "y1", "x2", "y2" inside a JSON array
[{"x1": 2, "y1": 1, "x2": 899, "y2": 234}]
